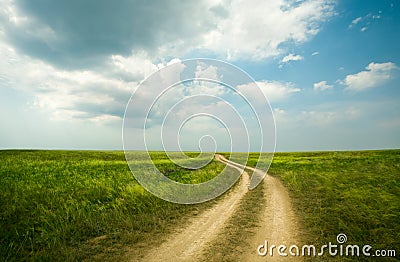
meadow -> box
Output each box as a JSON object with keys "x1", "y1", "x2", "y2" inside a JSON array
[
  {"x1": 0, "y1": 150, "x2": 231, "y2": 261},
  {"x1": 243, "y1": 150, "x2": 400, "y2": 260},
  {"x1": 1, "y1": 149, "x2": 399, "y2": 261}
]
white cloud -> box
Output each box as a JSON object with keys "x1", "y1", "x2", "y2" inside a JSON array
[
  {"x1": 345, "y1": 107, "x2": 361, "y2": 120},
  {"x1": 0, "y1": 0, "x2": 336, "y2": 130},
  {"x1": 281, "y1": 54, "x2": 304, "y2": 63},
  {"x1": 349, "y1": 13, "x2": 381, "y2": 31},
  {"x1": 272, "y1": 108, "x2": 288, "y2": 123},
  {"x1": 1, "y1": 0, "x2": 335, "y2": 64},
  {"x1": 237, "y1": 80, "x2": 300, "y2": 103},
  {"x1": 300, "y1": 110, "x2": 337, "y2": 126},
  {"x1": 185, "y1": 82, "x2": 226, "y2": 96},
  {"x1": 109, "y1": 52, "x2": 158, "y2": 81},
  {"x1": 311, "y1": 51, "x2": 320, "y2": 56},
  {"x1": 342, "y1": 62, "x2": 398, "y2": 91},
  {"x1": 314, "y1": 81, "x2": 333, "y2": 91},
  {"x1": 202, "y1": 0, "x2": 335, "y2": 60},
  {"x1": 275, "y1": 105, "x2": 362, "y2": 128},
  {"x1": 0, "y1": 40, "x2": 161, "y2": 122},
  {"x1": 349, "y1": 16, "x2": 362, "y2": 28},
  {"x1": 352, "y1": 17, "x2": 362, "y2": 24},
  {"x1": 194, "y1": 61, "x2": 220, "y2": 80},
  {"x1": 90, "y1": 114, "x2": 122, "y2": 124}
]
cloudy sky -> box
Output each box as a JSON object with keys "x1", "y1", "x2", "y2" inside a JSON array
[{"x1": 0, "y1": 0, "x2": 399, "y2": 151}]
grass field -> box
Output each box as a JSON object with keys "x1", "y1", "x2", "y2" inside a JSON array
[
  {"x1": 1, "y1": 150, "x2": 399, "y2": 261},
  {"x1": 0, "y1": 150, "x2": 232, "y2": 261},
  {"x1": 243, "y1": 150, "x2": 400, "y2": 260}
]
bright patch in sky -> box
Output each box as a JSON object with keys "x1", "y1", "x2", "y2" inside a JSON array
[{"x1": 0, "y1": 0, "x2": 399, "y2": 151}]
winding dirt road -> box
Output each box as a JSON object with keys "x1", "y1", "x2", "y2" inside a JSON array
[{"x1": 139, "y1": 155, "x2": 301, "y2": 261}]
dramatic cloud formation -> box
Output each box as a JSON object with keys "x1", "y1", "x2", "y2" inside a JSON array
[
  {"x1": 1, "y1": 0, "x2": 399, "y2": 151},
  {"x1": 0, "y1": 0, "x2": 335, "y2": 68},
  {"x1": 0, "y1": 0, "x2": 217, "y2": 68},
  {"x1": 203, "y1": 0, "x2": 334, "y2": 60},
  {"x1": 0, "y1": 41, "x2": 158, "y2": 121},
  {"x1": 0, "y1": 0, "x2": 335, "y2": 122}
]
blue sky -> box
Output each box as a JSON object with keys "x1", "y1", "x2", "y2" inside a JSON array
[{"x1": 0, "y1": 0, "x2": 399, "y2": 151}]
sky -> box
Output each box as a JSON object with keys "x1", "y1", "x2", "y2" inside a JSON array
[{"x1": 0, "y1": 0, "x2": 399, "y2": 152}]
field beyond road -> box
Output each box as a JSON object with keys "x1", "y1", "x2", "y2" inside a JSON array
[
  {"x1": 0, "y1": 150, "x2": 399, "y2": 261},
  {"x1": 249, "y1": 150, "x2": 400, "y2": 261},
  {"x1": 0, "y1": 150, "x2": 228, "y2": 260}
]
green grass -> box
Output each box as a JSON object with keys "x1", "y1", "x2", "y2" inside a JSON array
[
  {"x1": 243, "y1": 150, "x2": 400, "y2": 260},
  {"x1": 0, "y1": 150, "x2": 229, "y2": 261},
  {"x1": 149, "y1": 151, "x2": 222, "y2": 183},
  {"x1": 2, "y1": 150, "x2": 399, "y2": 261}
]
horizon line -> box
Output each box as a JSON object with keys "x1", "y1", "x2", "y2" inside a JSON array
[{"x1": 0, "y1": 147, "x2": 399, "y2": 153}]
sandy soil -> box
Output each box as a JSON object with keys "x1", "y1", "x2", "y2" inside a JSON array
[
  {"x1": 139, "y1": 157, "x2": 249, "y2": 262},
  {"x1": 217, "y1": 154, "x2": 302, "y2": 261},
  {"x1": 138, "y1": 155, "x2": 301, "y2": 261},
  {"x1": 240, "y1": 172, "x2": 302, "y2": 261}
]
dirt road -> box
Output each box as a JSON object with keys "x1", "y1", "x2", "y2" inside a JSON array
[
  {"x1": 217, "y1": 154, "x2": 301, "y2": 261},
  {"x1": 139, "y1": 154, "x2": 301, "y2": 261},
  {"x1": 140, "y1": 157, "x2": 249, "y2": 262}
]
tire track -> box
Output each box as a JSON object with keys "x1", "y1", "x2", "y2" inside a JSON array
[
  {"x1": 139, "y1": 158, "x2": 249, "y2": 262},
  {"x1": 217, "y1": 154, "x2": 302, "y2": 261},
  {"x1": 139, "y1": 155, "x2": 301, "y2": 261}
]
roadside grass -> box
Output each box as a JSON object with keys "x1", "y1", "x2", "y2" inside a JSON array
[
  {"x1": 244, "y1": 150, "x2": 400, "y2": 261},
  {"x1": 0, "y1": 150, "x2": 226, "y2": 261},
  {"x1": 202, "y1": 181, "x2": 265, "y2": 261}
]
